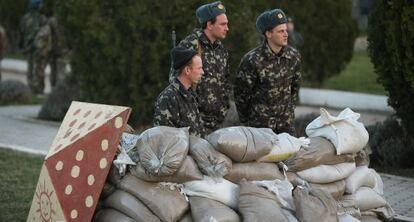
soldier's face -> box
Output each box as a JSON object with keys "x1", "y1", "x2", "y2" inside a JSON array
[
  {"x1": 266, "y1": 24, "x2": 288, "y2": 47},
  {"x1": 188, "y1": 55, "x2": 204, "y2": 83},
  {"x1": 209, "y1": 14, "x2": 229, "y2": 40}
]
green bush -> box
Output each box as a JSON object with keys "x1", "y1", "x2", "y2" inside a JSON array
[
  {"x1": 0, "y1": 79, "x2": 31, "y2": 105},
  {"x1": 0, "y1": 0, "x2": 27, "y2": 52},
  {"x1": 367, "y1": 0, "x2": 414, "y2": 134}
]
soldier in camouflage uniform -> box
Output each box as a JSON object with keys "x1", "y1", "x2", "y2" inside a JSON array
[
  {"x1": 48, "y1": 16, "x2": 70, "y2": 87},
  {"x1": 234, "y1": 9, "x2": 302, "y2": 135},
  {"x1": 19, "y1": 0, "x2": 51, "y2": 94},
  {"x1": 155, "y1": 47, "x2": 206, "y2": 137},
  {"x1": 170, "y1": 1, "x2": 231, "y2": 134}
]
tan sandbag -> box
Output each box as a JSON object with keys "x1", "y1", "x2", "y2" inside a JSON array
[
  {"x1": 94, "y1": 208, "x2": 135, "y2": 222},
  {"x1": 179, "y1": 213, "x2": 194, "y2": 222},
  {"x1": 337, "y1": 197, "x2": 362, "y2": 219},
  {"x1": 297, "y1": 162, "x2": 356, "y2": 184},
  {"x1": 355, "y1": 147, "x2": 371, "y2": 167},
  {"x1": 100, "y1": 182, "x2": 116, "y2": 200},
  {"x1": 189, "y1": 196, "x2": 240, "y2": 222},
  {"x1": 293, "y1": 186, "x2": 338, "y2": 222},
  {"x1": 104, "y1": 190, "x2": 161, "y2": 222},
  {"x1": 224, "y1": 162, "x2": 284, "y2": 183},
  {"x1": 189, "y1": 135, "x2": 232, "y2": 178},
  {"x1": 310, "y1": 180, "x2": 346, "y2": 200},
  {"x1": 131, "y1": 156, "x2": 203, "y2": 183},
  {"x1": 361, "y1": 203, "x2": 395, "y2": 221},
  {"x1": 136, "y1": 126, "x2": 189, "y2": 176},
  {"x1": 284, "y1": 137, "x2": 355, "y2": 172},
  {"x1": 206, "y1": 126, "x2": 275, "y2": 162},
  {"x1": 338, "y1": 214, "x2": 361, "y2": 222},
  {"x1": 341, "y1": 187, "x2": 387, "y2": 212},
  {"x1": 238, "y1": 181, "x2": 289, "y2": 222},
  {"x1": 119, "y1": 174, "x2": 189, "y2": 222},
  {"x1": 257, "y1": 133, "x2": 308, "y2": 162},
  {"x1": 107, "y1": 164, "x2": 122, "y2": 186},
  {"x1": 345, "y1": 166, "x2": 376, "y2": 194},
  {"x1": 360, "y1": 216, "x2": 382, "y2": 222}
]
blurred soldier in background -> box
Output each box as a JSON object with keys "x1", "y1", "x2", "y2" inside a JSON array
[
  {"x1": 20, "y1": 0, "x2": 51, "y2": 94},
  {"x1": 287, "y1": 16, "x2": 304, "y2": 50},
  {"x1": 0, "y1": 24, "x2": 5, "y2": 81}
]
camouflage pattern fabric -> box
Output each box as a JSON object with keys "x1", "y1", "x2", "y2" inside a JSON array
[
  {"x1": 154, "y1": 78, "x2": 206, "y2": 137},
  {"x1": 235, "y1": 42, "x2": 302, "y2": 135},
  {"x1": 48, "y1": 16, "x2": 70, "y2": 86},
  {"x1": 169, "y1": 29, "x2": 231, "y2": 133}
]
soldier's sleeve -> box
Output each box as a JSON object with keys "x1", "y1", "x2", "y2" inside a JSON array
[
  {"x1": 224, "y1": 51, "x2": 232, "y2": 99},
  {"x1": 234, "y1": 56, "x2": 257, "y2": 124},
  {"x1": 153, "y1": 95, "x2": 179, "y2": 127},
  {"x1": 291, "y1": 52, "x2": 302, "y2": 105}
]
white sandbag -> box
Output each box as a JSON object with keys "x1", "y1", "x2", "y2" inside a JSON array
[
  {"x1": 189, "y1": 196, "x2": 240, "y2": 222},
  {"x1": 339, "y1": 214, "x2": 361, "y2": 222},
  {"x1": 136, "y1": 126, "x2": 189, "y2": 176},
  {"x1": 370, "y1": 169, "x2": 384, "y2": 195},
  {"x1": 310, "y1": 180, "x2": 346, "y2": 200},
  {"x1": 282, "y1": 209, "x2": 299, "y2": 222},
  {"x1": 361, "y1": 203, "x2": 395, "y2": 221},
  {"x1": 183, "y1": 176, "x2": 239, "y2": 209},
  {"x1": 305, "y1": 108, "x2": 369, "y2": 155},
  {"x1": 297, "y1": 162, "x2": 356, "y2": 184},
  {"x1": 345, "y1": 166, "x2": 376, "y2": 194},
  {"x1": 258, "y1": 133, "x2": 309, "y2": 162},
  {"x1": 341, "y1": 188, "x2": 387, "y2": 212},
  {"x1": 206, "y1": 126, "x2": 276, "y2": 162}
]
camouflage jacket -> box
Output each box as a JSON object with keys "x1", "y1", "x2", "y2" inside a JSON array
[
  {"x1": 19, "y1": 10, "x2": 49, "y2": 55},
  {"x1": 170, "y1": 29, "x2": 231, "y2": 132},
  {"x1": 234, "y1": 41, "x2": 302, "y2": 134},
  {"x1": 154, "y1": 78, "x2": 206, "y2": 137}
]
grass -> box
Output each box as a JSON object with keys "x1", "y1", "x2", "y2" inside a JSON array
[{"x1": 0, "y1": 148, "x2": 43, "y2": 222}]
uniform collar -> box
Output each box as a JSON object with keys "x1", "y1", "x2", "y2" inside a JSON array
[
  {"x1": 194, "y1": 29, "x2": 224, "y2": 49},
  {"x1": 262, "y1": 41, "x2": 292, "y2": 60},
  {"x1": 172, "y1": 77, "x2": 194, "y2": 101}
]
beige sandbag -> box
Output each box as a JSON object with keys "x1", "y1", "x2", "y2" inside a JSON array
[
  {"x1": 107, "y1": 164, "x2": 122, "y2": 186},
  {"x1": 355, "y1": 146, "x2": 371, "y2": 167},
  {"x1": 370, "y1": 169, "x2": 384, "y2": 195},
  {"x1": 293, "y1": 186, "x2": 338, "y2": 222},
  {"x1": 189, "y1": 196, "x2": 240, "y2": 222},
  {"x1": 339, "y1": 214, "x2": 361, "y2": 222},
  {"x1": 306, "y1": 108, "x2": 369, "y2": 155},
  {"x1": 206, "y1": 126, "x2": 275, "y2": 162},
  {"x1": 285, "y1": 137, "x2": 355, "y2": 172},
  {"x1": 345, "y1": 166, "x2": 376, "y2": 194},
  {"x1": 131, "y1": 156, "x2": 203, "y2": 183},
  {"x1": 341, "y1": 187, "x2": 387, "y2": 211},
  {"x1": 359, "y1": 216, "x2": 382, "y2": 222},
  {"x1": 337, "y1": 197, "x2": 362, "y2": 219},
  {"x1": 119, "y1": 175, "x2": 189, "y2": 222},
  {"x1": 100, "y1": 182, "x2": 116, "y2": 200},
  {"x1": 257, "y1": 133, "x2": 309, "y2": 162},
  {"x1": 189, "y1": 135, "x2": 232, "y2": 178},
  {"x1": 310, "y1": 180, "x2": 346, "y2": 200},
  {"x1": 136, "y1": 126, "x2": 189, "y2": 176},
  {"x1": 361, "y1": 203, "x2": 395, "y2": 221},
  {"x1": 297, "y1": 162, "x2": 356, "y2": 184},
  {"x1": 183, "y1": 176, "x2": 239, "y2": 209},
  {"x1": 94, "y1": 208, "x2": 135, "y2": 222},
  {"x1": 179, "y1": 213, "x2": 193, "y2": 222},
  {"x1": 238, "y1": 181, "x2": 289, "y2": 222},
  {"x1": 104, "y1": 190, "x2": 161, "y2": 222},
  {"x1": 224, "y1": 162, "x2": 284, "y2": 183}
]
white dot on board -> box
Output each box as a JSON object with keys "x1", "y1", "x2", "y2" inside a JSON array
[
  {"x1": 87, "y1": 174, "x2": 95, "y2": 186},
  {"x1": 55, "y1": 161, "x2": 64, "y2": 171},
  {"x1": 85, "y1": 195, "x2": 94, "y2": 208},
  {"x1": 76, "y1": 150, "x2": 84, "y2": 161},
  {"x1": 114, "y1": 117, "x2": 123, "y2": 128},
  {"x1": 70, "y1": 209, "x2": 78, "y2": 219},
  {"x1": 99, "y1": 158, "x2": 107, "y2": 169},
  {"x1": 101, "y1": 139, "x2": 109, "y2": 151},
  {"x1": 65, "y1": 185, "x2": 72, "y2": 195},
  {"x1": 71, "y1": 165, "x2": 80, "y2": 178}
]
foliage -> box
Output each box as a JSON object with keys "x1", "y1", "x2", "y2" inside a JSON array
[
  {"x1": 0, "y1": 79, "x2": 32, "y2": 105},
  {"x1": 0, "y1": 0, "x2": 27, "y2": 52},
  {"x1": 367, "y1": 0, "x2": 414, "y2": 133}
]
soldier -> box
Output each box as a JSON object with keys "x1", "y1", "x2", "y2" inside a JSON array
[
  {"x1": 170, "y1": 1, "x2": 231, "y2": 134},
  {"x1": 154, "y1": 46, "x2": 206, "y2": 137},
  {"x1": 19, "y1": 0, "x2": 51, "y2": 94},
  {"x1": 234, "y1": 9, "x2": 302, "y2": 135}
]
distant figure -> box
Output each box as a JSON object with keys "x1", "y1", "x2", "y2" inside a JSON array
[
  {"x1": 48, "y1": 16, "x2": 70, "y2": 87},
  {"x1": 0, "y1": 24, "x2": 5, "y2": 81},
  {"x1": 19, "y1": 0, "x2": 51, "y2": 94},
  {"x1": 287, "y1": 17, "x2": 304, "y2": 50}
]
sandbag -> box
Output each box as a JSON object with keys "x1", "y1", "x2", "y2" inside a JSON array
[
  {"x1": 297, "y1": 162, "x2": 356, "y2": 184},
  {"x1": 179, "y1": 213, "x2": 194, "y2": 222},
  {"x1": 119, "y1": 175, "x2": 189, "y2": 222},
  {"x1": 310, "y1": 180, "x2": 346, "y2": 200},
  {"x1": 359, "y1": 216, "x2": 382, "y2": 222},
  {"x1": 370, "y1": 169, "x2": 384, "y2": 195},
  {"x1": 305, "y1": 108, "x2": 369, "y2": 155},
  {"x1": 224, "y1": 162, "x2": 284, "y2": 183},
  {"x1": 94, "y1": 208, "x2": 135, "y2": 222},
  {"x1": 339, "y1": 214, "x2": 361, "y2": 222},
  {"x1": 282, "y1": 209, "x2": 299, "y2": 222},
  {"x1": 258, "y1": 133, "x2": 309, "y2": 162},
  {"x1": 104, "y1": 190, "x2": 161, "y2": 222},
  {"x1": 131, "y1": 156, "x2": 203, "y2": 183},
  {"x1": 345, "y1": 166, "x2": 376, "y2": 194},
  {"x1": 100, "y1": 183, "x2": 116, "y2": 200},
  {"x1": 341, "y1": 188, "x2": 387, "y2": 212},
  {"x1": 107, "y1": 164, "x2": 122, "y2": 186},
  {"x1": 238, "y1": 181, "x2": 289, "y2": 222},
  {"x1": 293, "y1": 186, "x2": 338, "y2": 222},
  {"x1": 189, "y1": 135, "x2": 232, "y2": 178},
  {"x1": 355, "y1": 147, "x2": 371, "y2": 167},
  {"x1": 361, "y1": 204, "x2": 395, "y2": 221},
  {"x1": 284, "y1": 137, "x2": 355, "y2": 172},
  {"x1": 253, "y1": 177, "x2": 295, "y2": 211},
  {"x1": 337, "y1": 197, "x2": 362, "y2": 219},
  {"x1": 189, "y1": 196, "x2": 240, "y2": 222},
  {"x1": 183, "y1": 176, "x2": 239, "y2": 209},
  {"x1": 206, "y1": 126, "x2": 275, "y2": 162},
  {"x1": 135, "y1": 126, "x2": 189, "y2": 176}
]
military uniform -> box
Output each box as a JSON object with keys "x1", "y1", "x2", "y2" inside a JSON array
[
  {"x1": 234, "y1": 42, "x2": 301, "y2": 134},
  {"x1": 48, "y1": 16, "x2": 70, "y2": 86},
  {"x1": 154, "y1": 77, "x2": 206, "y2": 137},
  {"x1": 170, "y1": 29, "x2": 231, "y2": 132}
]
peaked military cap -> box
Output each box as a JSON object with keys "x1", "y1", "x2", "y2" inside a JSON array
[
  {"x1": 171, "y1": 46, "x2": 197, "y2": 70},
  {"x1": 256, "y1": 9, "x2": 287, "y2": 34},
  {"x1": 196, "y1": 1, "x2": 226, "y2": 24}
]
